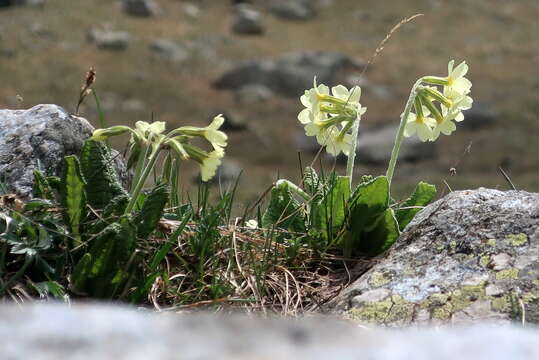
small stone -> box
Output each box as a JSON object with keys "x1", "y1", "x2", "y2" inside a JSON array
[
  {"x1": 269, "y1": 0, "x2": 317, "y2": 21},
  {"x1": 351, "y1": 288, "x2": 391, "y2": 307},
  {"x1": 149, "y1": 39, "x2": 189, "y2": 63},
  {"x1": 489, "y1": 253, "x2": 512, "y2": 270},
  {"x1": 486, "y1": 284, "x2": 504, "y2": 297},
  {"x1": 122, "y1": 0, "x2": 160, "y2": 17},
  {"x1": 182, "y1": 2, "x2": 200, "y2": 19},
  {"x1": 231, "y1": 4, "x2": 264, "y2": 35},
  {"x1": 235, "y1": 84, "x2": 273, "y2": 104},
  {"x1": 217, "y1": 112, "x2": 247, "y2": 131},
  {"x1": 88, "y1": 28, "x2": 130, "y2": 51}
]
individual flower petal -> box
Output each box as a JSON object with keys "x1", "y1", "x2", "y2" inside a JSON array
[
  {"x1": 200, "y1": 150, "x2": 224, "y2": 182},
  {"x1": 205, "y1": 114, "x2": 228, "y2": 150}
]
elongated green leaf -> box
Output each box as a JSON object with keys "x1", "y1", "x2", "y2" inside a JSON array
[
  {"x1": 395, "y1": 182, "x2": 436, "y2": 231},
  {"x1": 134, "y1": 183, "x2": 170, "y2": 239},
  {"x1": 71, "y1": 253, "x2": 92, "y2": 293},
  {"x1": 312, "y1": 176, "x2": 350, "y2": 240},
  {"x1": 60, "y1": 156, "x2": 86, "y2": 246},
  {"x1": 33, "y1": 169, "x2": 54, "y2": 200},
  {"x1": 303, "y1": 166, "x2": 320, "y2": 196},
  {"x1": 80, "y1": 140, "x2": 127, "y2": 209},
  {"x1": 72, "y1": 217, "x2": 137, "y2": 298}
]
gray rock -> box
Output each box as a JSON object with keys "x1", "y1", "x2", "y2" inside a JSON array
[
  {"x1": 122, "y1": 0, "x2": 160, "y2": 17},
  {"x1": 182, "y1": 2, "x2": 200, "y2": 19},
  {"x1": 1, "y1": 303, "x2": 539, "y2": 360},
  {"x1": 0, "y1": 0, "x2": 44, "y2": 7},
  {"x1": 328, "y1": 188, "x2": 539, "y2": 326},
  {"x1": 88, "y1": 28, "x2": 130, "y2": 51},
  {"x1": 235, "y1": 84, "x2": 273, "y2": 104},
  {"x1": 356, "y1": 124, "x2": 436, "y2": 165},
  {"x1": 269, "y1": 0, "x2": 317, "y2": 21},
  {"x1": 0, "y1": 104, "x2": 129, "y2": 198},
  {"x1": 231, "y1": 4, "x2": 264, "y2": 35},
  {"x1": 214, "y1": 51, "x2": 362, "y2": 97},
  {"x1": 149, "y1": 39, "x2": 189, "y2": 63},
  {"x1": 218, "y1": 112, "x2": 248, "y2": 131},
  {"x1": 460, "y1": 102, "x2": 497, "y2": 130}
]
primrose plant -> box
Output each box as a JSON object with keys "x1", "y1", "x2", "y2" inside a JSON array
[
  {"x1": 264, "y1": 60, "x2": 473, "y2": 257},
  {"x1": 91, "y1": 115, "x2": 228, "y2": 213}
]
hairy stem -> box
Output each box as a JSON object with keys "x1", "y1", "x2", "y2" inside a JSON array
[
  {"x1": 346, "y1": 114, "x2": 362, "y2": 187},
  {"x1": 386, "y1": 78, "x2": 424, "y2": 189}
]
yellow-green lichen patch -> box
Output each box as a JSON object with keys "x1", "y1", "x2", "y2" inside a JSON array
[
  {"x1": 533, "y1": 280, "x2": 539, "y2": 287},
  {"x1": 428, "y1": 293, "x2": 450, "y2": 306},
  {"x1": 486, "y1": 238, "x2": 497, "y2": 247},
  {"x1": 385, "y1": 295, "x2": 415, "y2": 324},
  {"x1": 506, "y1": 233, "x2": 528, "y2": 247},
  {"x1": 346, "y1": 297, "x2": 393, "y2": 323},
  {"x1": 479, "y1": 255, "x2": 490, "y2": 267},
  {"x1": 491, "y1": 295, "x2": 512, "y2": 312},
  {"x1": 521, "y1": 291, "x2": 539, "y2": 304},
  {"x1": 495, "y1": 268, "x2": 519, "y2": 280},
  {"x1": 431, "y1": 304, "x2": 452, "y2": 320},
  {"x1": 368, "y1": 271, "x2": 393, "y2": 287},
  {"x1": 448, "y1": 285, "x2": 487, "y2": 313}
]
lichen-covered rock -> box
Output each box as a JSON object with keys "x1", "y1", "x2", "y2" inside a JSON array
[
  {"x1": 0, "y1": 104, "x2": 129, "y2": 198},
  {"x1": 1, "y1": 303, "x2": 539, "y2": 360},
  {"x1": 328, "y1": 188, "x2": 539, "y2": 326}
]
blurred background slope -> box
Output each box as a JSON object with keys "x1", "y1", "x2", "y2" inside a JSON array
[{"x1": 1, "y1": 0, "x2": 538, "y2": 205}]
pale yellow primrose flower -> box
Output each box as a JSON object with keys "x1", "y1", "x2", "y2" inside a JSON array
[
  {"x1": 176, "y1": 115, "x2": 228, "y2": 153},
  {"x1": 298, "y1": 80, "x2": 365, "y2": 156},
  {"x1": 403, "y1": 107, "x2": 437, "y2": 142},
  {"x1": 445, "y1": 60, "x2": 472, "y2": 95},
  {"x1": 300, "y1": 82, "x2": 330, "y2": 117},
  {"x1": 326, "y1": 131, "x2": 354, "y2": 156},
  {"x1": 200, "y1": 150, "x2": 224, "y2": 182}
]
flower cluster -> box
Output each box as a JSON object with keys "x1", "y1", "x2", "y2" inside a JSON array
[
  {"x1": 403, "y1": 60, "x2": 473, "y2": 142},
  {"x1": 90, "y1": 115, "x2": 228, "y2": 182},
  {"x1": 298, "y1": 80, "x2": 366, "y2": 156}
]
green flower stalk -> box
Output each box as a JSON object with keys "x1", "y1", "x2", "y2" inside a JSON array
[{"x1": 386, "y1": 60, "x2": 473, "y2": 189}]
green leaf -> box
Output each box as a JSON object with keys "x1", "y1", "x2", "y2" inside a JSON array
[
  {"x1": 344, "y1": 176, "x2": 392, "y2": 257},
  {"x1": 30, "y1": 281, "x2": 67, "y2": 301},
  {"x1": 33, "y1": 169, "x2": 54, "y2": 200},
  {"x1": 395, "y1": 182, "x2": 436, "y2": 231},
  {"x1": 312, "y1": 176, "x2": 350, "y2": 240},
  {"x1": 71, "y1": 217, "x2": 137, "y2": 298},
  {"x1": 23, "y1": 199, "x2": 54, "y2": 212},
  {"x1": 348, "y1": 207, "x2": 400, "y2": 256},
  {"x1": 60, "y1": 156, "x2": 87, "y2": 246},
  {"x1": 80, "y1": 140, "x2": 128, "y2": 209},
  {"x1": 262, "y1": 182, "x2": 306, "y2": 235},
  {"x1": 133, "y1": 183, "x2": 170, "y2": 239},
  {"x1": 303, "y1": 166, "x2": 321, "y2": 196}
]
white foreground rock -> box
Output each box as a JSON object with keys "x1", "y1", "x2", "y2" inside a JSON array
[{"x1": 0, "y1": 303, "x2": 538, "y2": 360}]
